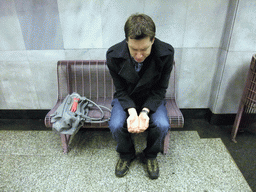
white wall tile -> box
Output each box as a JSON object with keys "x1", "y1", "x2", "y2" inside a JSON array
[
  {"x1": 208, "y1": 48, "x2": 228, "y2": 112},
  {"x1": 58, "y1": 0, "x2": 103, "y2": 49},
  {"x1": 65, "y1": 49, "x2": 107, "y2": 60},
  {"x1": 0, "y1": 61, "x2": 40, "y2": 109},
  {"x1": 229, "y1": 0, "x2": 256, "y2": 51},
  {"x1": 177, "y1": 48, "x2": 218, "y2": 108},
  {"x1": 27, "y1": 50, "x2": 65, "y2": 61},
  {"x1": 214, "y1": 52, "x2": 255, "y2": 113},
  {"x1": 144, "y1": 0, "x2": 187, "y2": 48},
  {"x1": 0, "y1": 61, "x2": 8, "y2": 108},
  {"x1": 29, "y1": 61, "x2": 58, "y2": 109},
  {"x1": 15, "y1": 0, "x2": 64, "y2": 50},
  {"x1": 0, "y1": 51, "x2": 28, "y2": 62},
  {"x1": 220, "y1": 0, "x2": 239, "y2": 51},
  {"x1": 183, "y1": 0, "x2": 229, "y2": 48},
  {"x1": 101, "y1": 0, "x2": 145, "y2": 48},
  {"x1": 0, "y1": 0, "x2": 26, "y2": 51}
]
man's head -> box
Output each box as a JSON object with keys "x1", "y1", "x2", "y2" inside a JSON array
[
  {"x1": 125, "y1": 14, "x2": 156, "y2": 63},
  {"x1": 124, "y1": 13, "x2": 155, "y2": 41}
]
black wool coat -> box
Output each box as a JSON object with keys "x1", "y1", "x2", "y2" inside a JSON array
[{"x1": 106, "y1": 38, "x2": 174, "y2": 112}]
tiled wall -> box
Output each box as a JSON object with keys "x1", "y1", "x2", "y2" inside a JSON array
[
  {"x1": 0, "y1": 0, "x2": 255, "y2": 114},
  {"x1": 210, "y1": 0, "x2": 256, "y2": 113}
]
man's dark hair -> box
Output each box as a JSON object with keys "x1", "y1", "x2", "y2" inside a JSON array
[{"x1": 124, "y1": 13, "x2": 156, "y2": 41}]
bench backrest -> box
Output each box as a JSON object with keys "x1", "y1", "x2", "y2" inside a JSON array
[
  {"x1": 56, "y1": 60, "x2": 176, "y2": 101},
  {"x1": 57, "y1": 60, "x2": 114, "y2": 101}
]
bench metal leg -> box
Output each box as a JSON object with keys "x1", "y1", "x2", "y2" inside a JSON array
[
  {"x1": 231, "y1": 103, "x2": 245, "y2": 143},
  {"x1": 60, "y1": 134, "x2": 71, "y2": 154},
  {"x1": 163, "y1": 130, "x2": 170, "y2": 155}
]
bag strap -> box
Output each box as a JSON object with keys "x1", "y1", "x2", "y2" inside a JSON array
[{"x1": 76, "y1": 96, "x2": 111, "y2": 124}]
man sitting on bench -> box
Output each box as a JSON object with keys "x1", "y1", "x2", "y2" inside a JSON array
[{"x1": 106, "y1": 13, "x2": 174, "y2": 179}]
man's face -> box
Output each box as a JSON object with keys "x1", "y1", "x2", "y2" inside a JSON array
[{"x1": 127, "y1": 36, "x2": 155, "y2": 63}]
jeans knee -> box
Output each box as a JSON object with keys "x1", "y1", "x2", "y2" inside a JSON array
[
  {"x1": 108, "y1": 119, "x2": 125, "y2": 134},
  {"x1": 150, "y1": 106, "x2": 170, "y2": 133},
  {"x1": 152, "y1": 120, "x2": 169, "y2": 133}
]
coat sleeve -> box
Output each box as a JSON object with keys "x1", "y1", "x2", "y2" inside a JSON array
[
  {"x1": 141, "y1": 53, "x2": 174, "y2": 112},
  {"x1": 106, "y1": 52, "x2": 136, "y2": 111}
]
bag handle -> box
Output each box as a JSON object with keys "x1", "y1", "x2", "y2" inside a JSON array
[{"x1": 78, "y1": 96, "x2": 111, "y2": 123}]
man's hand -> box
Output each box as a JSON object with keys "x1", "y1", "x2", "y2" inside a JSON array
[
  {"x1": 127, "y1": 108, "x2": 140, "y2": 133},
  {"x1": 127, "y1": 108, "x2": 150, "y2": 133},
  {"x1": 127, "y1": 114, "x2": 140, "y2": 133},
  {"x1": 138, "y1": 108, "x2": 150, "y2": 132}
]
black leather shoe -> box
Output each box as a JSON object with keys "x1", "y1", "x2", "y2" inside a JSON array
[
  {"x1": 146, "y1": 158, "x2": 159, "y2": 179},
  {"x1": 138, "y1": 153, "x2": 160, "y2": 179},
  {"x1": 115, "y1": 158, "x2": 132, "y2": 177}
]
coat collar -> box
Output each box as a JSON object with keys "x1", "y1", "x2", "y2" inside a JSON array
[
  {"x1": 134, "y1": 55, "x2": 160, "y2": 90},
  {"x1": 118, "y1": 59, "x2": 140, "y2": 84},
  {"x1": 118, "y1": 54, "x2": 162, "y2": 92},
  {"x1": 108, "y1": 39, "x2": 130, "y2": 59}
]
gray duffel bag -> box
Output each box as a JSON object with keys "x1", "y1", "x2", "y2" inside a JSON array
[{"x1": 50, "y1": 92, "x2": 110, "y2": 135}]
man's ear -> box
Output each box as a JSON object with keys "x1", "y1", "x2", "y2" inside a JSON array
[
  {"x1": 151, "y1": 38, "x2": 155, "y2": 44},
  {"x1": 126, "y1": 37, "x2": 131, "y2": 44}
]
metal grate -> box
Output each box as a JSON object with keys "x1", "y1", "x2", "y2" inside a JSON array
[{"x1": 231, "y1": 54, "x2": 256, "y2": 142}]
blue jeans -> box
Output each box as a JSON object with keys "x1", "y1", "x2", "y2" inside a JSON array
[{"x1": 108, "y1": 98, "x2": 170, "y2": 160}]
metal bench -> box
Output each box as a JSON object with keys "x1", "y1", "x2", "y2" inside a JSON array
[{"x1": 44, "y1": 60, "x2": 184, "y2": 154}]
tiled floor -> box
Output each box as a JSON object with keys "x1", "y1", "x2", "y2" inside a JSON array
[{"x1": 1, "y1": 118, "x2": 254, "y2": 191}]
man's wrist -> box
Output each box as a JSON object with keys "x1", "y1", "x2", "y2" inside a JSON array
[{"x1": 141, "y1": 108, "x2": 150, "y2": 115}]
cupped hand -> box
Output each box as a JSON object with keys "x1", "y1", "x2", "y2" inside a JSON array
[
  {"x1": 138, "y1": 112, "x2": 149, "y2": 133},
  {"x1": 127, "y1": 114, "x2": 140, "y2": 133}
]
